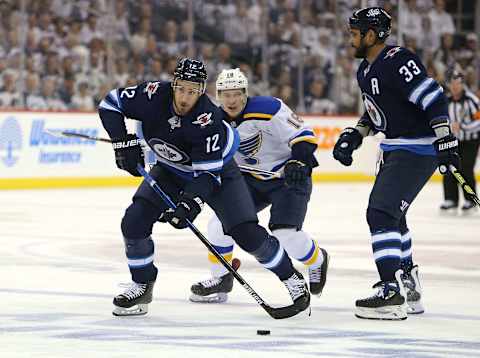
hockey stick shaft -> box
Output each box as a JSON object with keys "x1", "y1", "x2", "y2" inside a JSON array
[
  {"x1": 449, "y1": 165, "x2": 480, "y2": 206},
  {"x1": 238, "y1": 165, "x2": 282, "y2": 178},
  {"x1": 44, "y1": 129, "x2": 114, "y2": 143},
  {"x1": 136, "y1": 164, "x2": 300, "y2": 319}
]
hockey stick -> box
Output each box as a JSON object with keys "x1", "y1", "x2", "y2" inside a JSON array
[
  {"x1": 44, "y1": 129, "x2": 114, "y2": 143},
  {"x1": 238, "y1": 165, "x2": 282, "y2": 178},
  {"x1": 45, "y1": 130, "x2": 284, "y2": 179},
  {"x1": 136, "y1": 164, "x2": 305, "y2": 319},
  {"x1": 449, "y1": 165, "x2": 480, "y2": 206}
]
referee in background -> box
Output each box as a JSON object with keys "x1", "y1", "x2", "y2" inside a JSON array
[{"x1": 440, "y1": 70, "x2": 480, "y2": 214}]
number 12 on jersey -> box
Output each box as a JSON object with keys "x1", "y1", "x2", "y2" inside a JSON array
[{"x1": 206, "y1": 134, "x2": 220, "y2": 153}]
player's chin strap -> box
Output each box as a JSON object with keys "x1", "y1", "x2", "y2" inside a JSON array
[
  {"x1": 136, "y1": 164, "x2": 305, "y2": 320},
  {"x1": 448, "y1": 165, "x2": 480, "y2": 206}
]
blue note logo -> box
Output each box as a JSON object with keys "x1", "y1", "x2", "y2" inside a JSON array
[{"x1": 0, "y1": 117, "x2": 22, "y2": 167}]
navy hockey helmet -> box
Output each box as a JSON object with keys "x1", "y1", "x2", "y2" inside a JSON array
[
  {"x1": 349, "y1": 7, "x2": 392, "y2": 41},
  {"x1": 173, "y1": 58, "x2": 208, "y2": 92}
]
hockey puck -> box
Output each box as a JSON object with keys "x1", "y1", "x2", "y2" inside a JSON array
[
  {"x1": 232, "y1": 258, "x2": 241, "y2": 271},
  {"x1": 256, "y1": 330, "x2": 271, "y2": 335}
]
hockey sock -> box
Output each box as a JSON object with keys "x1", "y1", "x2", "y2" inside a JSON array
[
  {"x1": 273, "y1": 229, "x2": 323, "y2": 268},
  {"x1": 208, "y1": 243, "x2": 233, "y2": 278},
  {"x1": 207, "y1": 216, "x2": 235, "y2": 277},
  {"x1": 372, "y1": 231, "x2": 402, "y2": 282},
  {"x1": 400, "y1": 230, "x2": 413, "y2": 273},
  {"x1": 124, "y1": 236, "x2": 158, "y2": 283},
  {"x1": 229, "y1": 222, "x2": 293, "y2": 280}
]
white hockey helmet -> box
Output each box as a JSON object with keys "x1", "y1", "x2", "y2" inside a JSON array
[{"x1": 215, "y1": 68, "x2": 249, "y2": 100}]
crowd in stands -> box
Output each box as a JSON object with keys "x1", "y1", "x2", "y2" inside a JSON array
[{"x1": 0, "y1": 0, "x2": 478, "y2": 114}]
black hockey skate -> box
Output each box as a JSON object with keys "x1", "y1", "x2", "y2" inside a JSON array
[
  {"x1": 355, "y1": 270, "x2": 407, "y2": 320},
  {"x1": 283, "y1": 269, "x2": 310, "y2": 315},
  {"x1": 112, "y1": 281, "x2": 155, "y2": 316},
  {"x1": 308, "y1": 248, "x2": 330, "y2": 296},
  {"x1": 190, "y1": 273, "x2": 234, "y2": 303},
  {"x1": 402, "y1": 265, "x2": 424, "y2": 314}
]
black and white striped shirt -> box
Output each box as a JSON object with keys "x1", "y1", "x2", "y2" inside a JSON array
[{"x1": 448, "y1": 89, "x2": 480, "y2": 141}]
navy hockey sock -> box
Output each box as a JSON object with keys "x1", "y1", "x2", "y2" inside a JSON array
[
  {"x1": 400, "y1": 230, "x2": 413, "y2": 273},
  {"x1": 124, "y1": 236, "x2": 158, "y2": 283},
  {"x1": 229, "y1": 222, "x2": 293, "y2": 280}
]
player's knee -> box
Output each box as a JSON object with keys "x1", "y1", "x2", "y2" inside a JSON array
[
  {"x1": 366, "y1": 207, "x2": 399, "y2": 233},
  {"x1": 228, "y1": 221, "x2": 266, "y2": 252},
  {"x1": 121, "y1": 199, "x2": 159, "y2": 239},
  {"x1": 271, "y1": 226, "x2": 296, "y2": 246},
  {"x1": 208, "y1": 216, "x2": 234, "y2": 247}
]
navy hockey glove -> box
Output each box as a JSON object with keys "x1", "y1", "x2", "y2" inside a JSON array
[
  {"x1": 284, "y1": 160, "x2": 311, "y2": 187},
  {"x1": 163, "y1": 194, "x2": 204, "y2": 229},
  {"x1": 112, "y1": 134, "x2": 144, "y2": 177},
  {"x1": 332, "y1": 127, "x2": 363, "y2": 166},
  {"x1": 433, "y1": 134, "x2": 461, "y2": 175}
]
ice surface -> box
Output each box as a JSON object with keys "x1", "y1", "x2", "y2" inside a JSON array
[{"x1": 1, "y1": 182, "x2": 479, "y2": 358}]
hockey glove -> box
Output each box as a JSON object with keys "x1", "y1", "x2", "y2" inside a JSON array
[
  {"x1": 163, "y1": 194, "x2": 204, "y2": 229},
  {"x1": 112, "y1": 134, "x2": 144, "y2": 177},
  {"x1": 332, "y1": 127, "x2": 363, "y2": 166},
  {"x1": 284, "y1": 160, "x2": 311, "y2": 187},
  {"x1": 433, "y1": 134, "x2": 461, "y2": 175}
]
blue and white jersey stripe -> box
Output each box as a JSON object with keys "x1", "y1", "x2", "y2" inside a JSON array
[
  {"x1": 263, "y1": 247, "x2": 286, "y2": 269},
  {"x1": 380, "y1": 136, "x2": 436, "y2": 155},
  {"x1": 158, "y1": 121, "x2": 239, "y2": 180},
  {"x1": 99, "y1": 89, "x2": 122, "y2": 113},
  {"x1": 408, "y1": 77, "x2": 443, "y2": 110}
]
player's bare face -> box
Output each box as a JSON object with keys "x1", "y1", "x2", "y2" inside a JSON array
[
  {"x1": 218, "y1": 89, "x2": 247, "y2": 118},
  {"x1": 350, "y1": 28, "x2": 367, "y2": 58},
  {"x1": 173, "y1": 80, "x2": 202, "y2": 115},
  {"x1": 449, "y1": 79, "x2": 463, "y2": 98}
]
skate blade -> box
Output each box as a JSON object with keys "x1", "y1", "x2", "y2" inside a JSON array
[
  {"x1": 189, "y1": 293, "x2": 228, "y2": 304},
  {"x1": 355, "y1": 305, "x2": 408, "y2": 321},
  {"x1": 407, "y1": 301, "x2": 425, "y2": 314},
  {"x1": 112, "y1": 303, "x2": 148, "y2": 316}
]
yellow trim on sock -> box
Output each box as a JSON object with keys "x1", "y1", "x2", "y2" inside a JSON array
[
  {"x1": 304, "y1": 243, "x2": 320, "y2": 266},
  {"x1": 208, "y1": 252, "x2": 232, "y2": 264}
]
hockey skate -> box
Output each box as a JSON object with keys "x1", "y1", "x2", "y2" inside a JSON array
[
  {"x1": 283, "y1": 269, "x2": 310, "y2": 315},
  {"x1": 112, "y1": 281, "x2": 155, "y2": 316},
  {"x1": 190, "y1": 273, "x2": 234, "y2": 303},
  {"x1": 439, "y1": 200, "x2": 458, "y2": 215},
  {"x1": 461, "y1": 200, "x2": 478, "y2": 215},
  {"x1": 355, "y1": 270, "x2": 408, "y2": 320},
  {"x1": 308, "y1": 248, "x2": 330, "y2": 296},
  {"x1": 402, "y1": 265, "x2": 424, "y2": 314}
]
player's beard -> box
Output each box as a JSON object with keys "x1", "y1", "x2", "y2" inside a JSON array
[{"x1": 354, "y1": 41, "x2": 368, "y2": 58}]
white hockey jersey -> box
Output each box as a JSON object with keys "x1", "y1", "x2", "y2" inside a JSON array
[{"x1": 230, "y1": 96, "x2": 317, "y2": 180}]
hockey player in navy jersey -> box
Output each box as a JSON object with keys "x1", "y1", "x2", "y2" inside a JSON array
[
  {"x1": 189, "y1": 68, "x2": 329, "y2": 303},
  {"x1": 98, "y1": 58, "x2": 310, "y2": 316},
  {"x1": 333, "y1": 8, "x2": 460, "y2": 320}
]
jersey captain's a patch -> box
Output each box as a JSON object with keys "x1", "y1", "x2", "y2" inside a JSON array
[{"x1": 149, "y1": 138, "x2": 190, "y2": 163}]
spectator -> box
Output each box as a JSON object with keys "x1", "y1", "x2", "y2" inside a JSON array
[
  {"x1": 428, "y1": 0, "x2": 455, "y2": 36},
  {"x1": 71, "y1": 81, "x2": 94, "y2": 111}
]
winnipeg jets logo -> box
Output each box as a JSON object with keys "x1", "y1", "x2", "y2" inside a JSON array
[
  {"x1": 149, "y1": 138, "x2": 189, "y2": 163},
  {"x1": 144, "y1": 81, "x2": 160, "y2": 100},
  {"x1": 384, "y1": 46, "x2": 402, "y2": 59},
  {"x1": 167, "y1": 116, "x2": 181, "y2": 130},
  {"x1": 363, "y1": 93, "x2": 387, "y2": 131},
  {"x1": 192, "y1": 112, "x2": 213, "y2": 127}
]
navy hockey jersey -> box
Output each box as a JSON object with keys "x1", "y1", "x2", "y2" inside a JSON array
[
  {"x1": 357, "y1": 46, "x2": 449, "y2": 155},
  {"x1": 98, "y1": 81, "x2": 239, "y2": 180}
]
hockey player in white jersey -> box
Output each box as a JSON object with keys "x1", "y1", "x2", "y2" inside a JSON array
[{"x1": 190, "y1": 68, "x2": 329, "y2": 303}]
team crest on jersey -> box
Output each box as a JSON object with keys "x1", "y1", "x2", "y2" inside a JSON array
[
  {"x1": 167, "y1": 116, "x2": 181, "y2": 130},
  {"x1": 144, "y1": 81, "x2": 160, "y2": 100},
  {"x1": 362, "y1": 93, "x2": 387, "y2": 131},
  {"x1": 149, "y1": 138, "x2": 189, "y2": 163},
  {"x1": 367, "y1": 8, "x2": 381, "y2": 17},
  {"x1": 239, "y1": 131, "x2": 262, "y2": 160},
  {"x1": 192, "y1": 112, "x2": 213, "y2": 127},
  {"x1": 384, "y1": 46, "x2": 402, "y2": 59}
]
